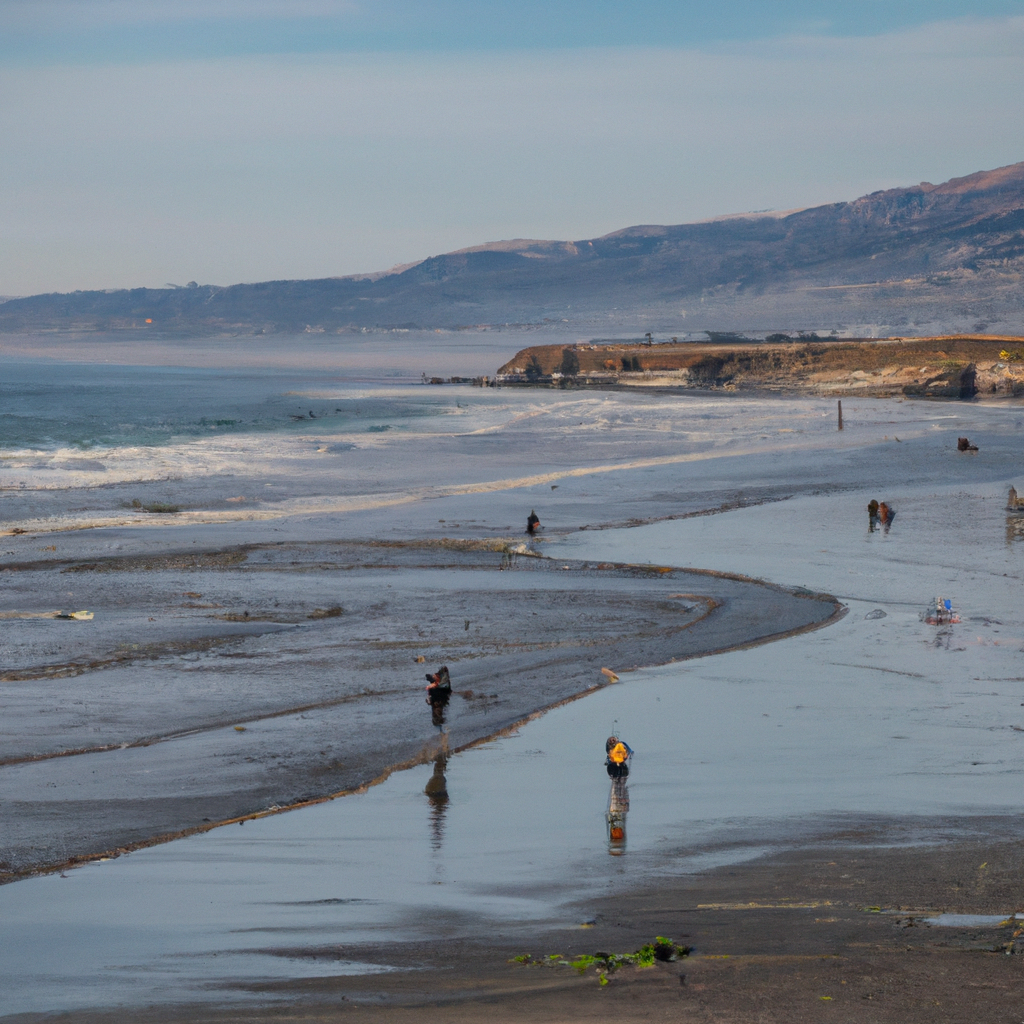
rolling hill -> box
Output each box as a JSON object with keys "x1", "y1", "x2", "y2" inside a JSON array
[{"x1": 3, "y1": 162, "x2": 1024, "y2": 337}]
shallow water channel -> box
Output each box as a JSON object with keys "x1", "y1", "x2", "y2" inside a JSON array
[{"x1": 3, "y1": 480, "x2": 1024, "y2": 1015}]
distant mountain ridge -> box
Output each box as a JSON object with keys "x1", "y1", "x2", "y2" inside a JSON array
[{"x1": 3, "y1": 162, "x2": 1024, "y2": 336}]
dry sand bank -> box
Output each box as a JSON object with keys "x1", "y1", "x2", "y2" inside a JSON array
[{"x1": 0, "y1": 540, "x2": 837, "y2": 880}]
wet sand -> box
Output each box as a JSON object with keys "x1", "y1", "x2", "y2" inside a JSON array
[
  {"x1": 0, "y1": 539, "x2": 836, "y2": 878},
  {"x1": 253, "y1": 834, "x2": 1018, "y2": 1022},
  {"x1": 9, "y1": 833, "x2": 1021, "y2": 1023},
  {"x1": 3, "y1": 360, "x2": 1024, "y2": 1021}
]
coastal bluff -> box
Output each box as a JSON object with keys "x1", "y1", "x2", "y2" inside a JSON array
[{"x1": 495, "y1": 335, "x2": 1024, "y2": 397}]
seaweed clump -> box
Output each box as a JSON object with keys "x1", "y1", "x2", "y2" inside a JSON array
[{"x1": 511, "y1": 937, "x2": 690, "y2": 986}]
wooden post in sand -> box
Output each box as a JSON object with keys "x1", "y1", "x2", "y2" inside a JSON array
[{"x1": 837, "y1": 400, "x2": 843, "y2": 431}]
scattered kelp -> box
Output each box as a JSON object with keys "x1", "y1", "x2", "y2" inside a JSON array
[{"x1": 511, "y1": 937, "x2": 690, "y2": 985}]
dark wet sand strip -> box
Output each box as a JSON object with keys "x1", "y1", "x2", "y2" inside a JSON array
[
  {"x1": 0, "y1": 541, "x2": 838, "y2": 881},
  {"x1": 8, "y1": 825, "x2": 1021, "y2": 1024}
]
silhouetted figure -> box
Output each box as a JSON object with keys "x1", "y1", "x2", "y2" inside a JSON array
[
  {"x1": 868, "y1": 499, "x2": 879, "y2": 532},
  {"x1": 957, "y1": 436, "x2": 978, "y2": 452},
  {"x1": 425, "y1": 665, "x2": 452, "y2": 726},
  {"x1": 526, "y1": 510, "x2": 540, "y2": 535}
]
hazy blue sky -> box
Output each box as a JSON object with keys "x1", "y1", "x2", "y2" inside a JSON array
[{"x1": 1, "y1": 1, "x2": 1023, "y2": 294}]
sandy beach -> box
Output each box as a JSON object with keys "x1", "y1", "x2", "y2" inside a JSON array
[
  {"x1": 1, "y1": 539, "x2": 836, "y2": 878},
  {"x1": 25, "y1": 836, "x2": 1020, "y2": 1024},
  {"x1": 5, "y1": 0, "x2": 1024, "y2": 1014},
  {"x1": 2, "y1": 340, "x2": 1023, "y2": 1020}
]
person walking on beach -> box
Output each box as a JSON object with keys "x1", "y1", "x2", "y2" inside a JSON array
[
  {"x1": 605, "y1": 735, "x2": 633, "y2": 778},
  {"x1": 605, "y1": 735, "x2": 632, "y2": 852},
  {"x1": 526, "y1": 510, "x2": 540, "y2": 535}
]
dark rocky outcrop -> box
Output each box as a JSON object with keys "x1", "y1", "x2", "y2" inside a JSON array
[{"x1": 903, "y1": 362, "x2": 977, "y2": 399}]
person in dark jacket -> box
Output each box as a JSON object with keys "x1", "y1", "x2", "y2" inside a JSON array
[{"x1": 425, "y1": 666, "x2": 452, "y2": 726}]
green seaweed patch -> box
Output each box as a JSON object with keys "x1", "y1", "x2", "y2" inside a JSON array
[{"x1": 510, "y1": 938, "x2": 690, "y2": 985}]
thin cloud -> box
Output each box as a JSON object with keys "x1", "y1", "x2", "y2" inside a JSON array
[{"x1": 0, "y1": 15, "x2": 1021, "y2": 293}]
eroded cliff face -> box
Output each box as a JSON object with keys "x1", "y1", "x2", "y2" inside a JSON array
[{"x1": 495, "y1": 336, "x2": 1024, "y2": 397}]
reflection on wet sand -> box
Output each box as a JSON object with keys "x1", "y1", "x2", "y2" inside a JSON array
[
  {"x1": 607, "y1": 776, "x2": 629, "y2": 855},
  {"x1": 429, "y1": 692, "x2": 450, "y2": 728},
  {"x1": 425, "y1": 746, "x2": 449, "y2": 852}
]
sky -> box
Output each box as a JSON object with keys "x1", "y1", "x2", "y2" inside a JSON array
[{"x1": 1, "y1": 1, "x2": 1023, "y2": 295}]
